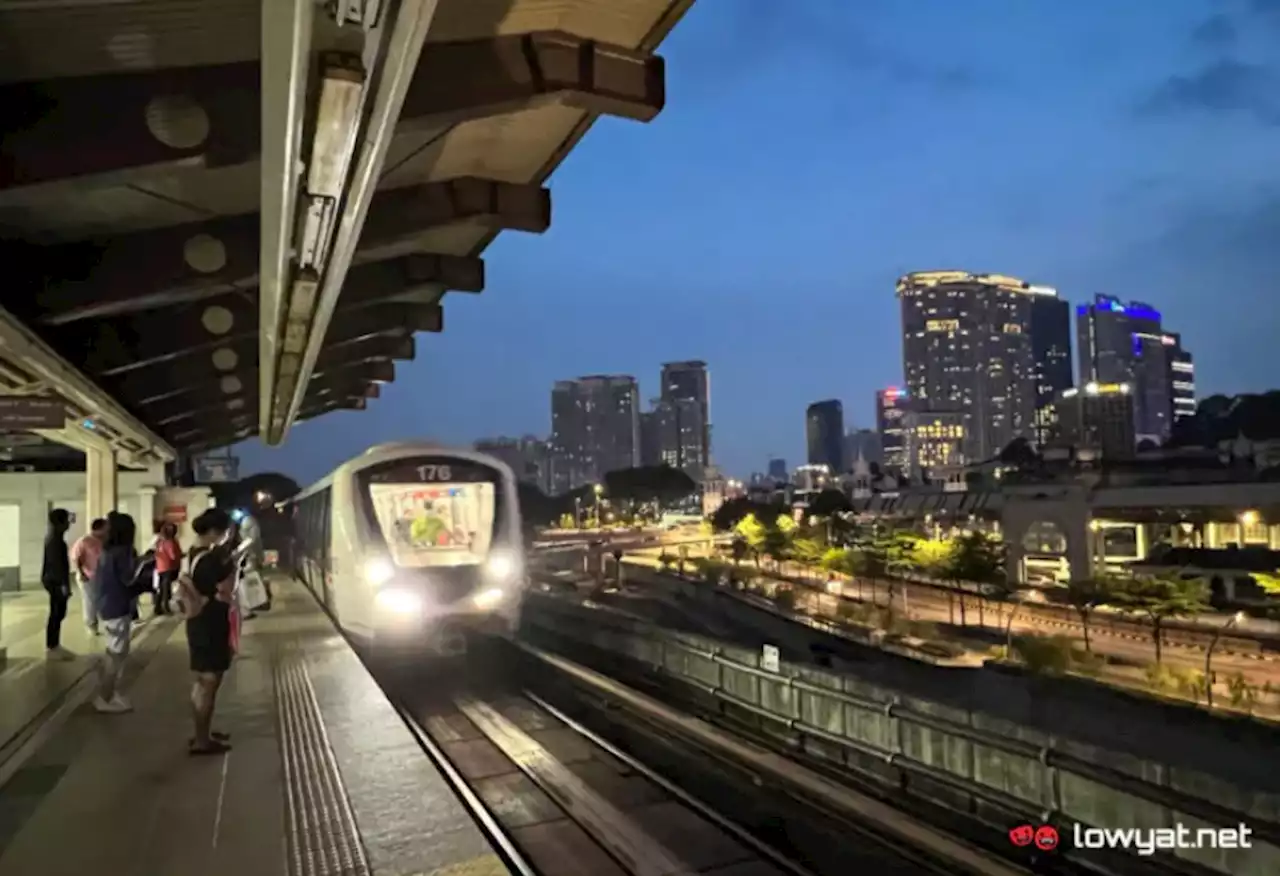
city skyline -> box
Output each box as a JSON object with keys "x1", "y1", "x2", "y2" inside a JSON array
[{"x1": 235, "y1": 1, "x2": 1280, "y2": 486}]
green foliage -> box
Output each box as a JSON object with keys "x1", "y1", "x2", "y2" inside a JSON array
[
  {"x1": 729, "y1": 537, "x2": 749, "y2": 565},
  {"x1": 1226, "y1": 672, "x2": 1259, "y2": 712},
  {"x1": 944, "y1": 530, "x2": 1007, "y2": 589},
  {"x1": 807, "y1": 488, "x2": 852, "y2": 518},
  {"x1": 734, "y1": 513, "x2": 768, "y2": 555},
  {"x1": 790, "y1": 536, "x2": 824, "y2": 566},
  {"x1": 603, "y1": 465, "x2": 696, "y2": 506},
  {"x1": 1144, "y1": 663, "x2": 1208, "y2": 702},
  {"x1": 712, "y1": 497, "x2": 786, "y2": 532},
  {"x1": 1012, "y1": 635, "x2": 1075, "y2": 675},
  {"x1": 1111, "y1": 573, "x2": 1210, "y2": 662},
  {"x1": 911, "y1": 538, "x2": 955, "y2": 579}
]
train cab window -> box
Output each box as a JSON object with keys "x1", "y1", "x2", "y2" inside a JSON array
[{"x1": 357, "y1": 458, "x2": 504, "y2": 569}]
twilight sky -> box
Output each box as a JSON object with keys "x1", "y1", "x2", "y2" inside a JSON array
[{"x1": 238, "y1": 0, "x2": 1280, "y2": 486}]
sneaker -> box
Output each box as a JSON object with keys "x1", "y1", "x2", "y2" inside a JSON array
[
  {"x1": 93, "y1": 696, "x2": 131, "y2": 714},
  {"x1": 46, "y1": 647, "x2": 75, "y2": 662}
]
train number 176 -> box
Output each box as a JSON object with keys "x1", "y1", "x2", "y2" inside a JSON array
[{"x1": 415, "y1": 464, "x2": 452, "y2": 481}]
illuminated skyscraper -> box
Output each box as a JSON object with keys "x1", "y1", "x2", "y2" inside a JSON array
[
  {"x1": 549, "y1": 375, "x2": 640, "y2": 493},
  {"x1": 897, "y1": 271, "x2": 1046, "y2": 461},
  {"x1": 1076, "y1": 295, "x2": 1193, "y2": 444},
  {"x1": 658, "y1": 360, "x2": 711, "y2": 477},
  {"x1": 875, "y1": 387, "x2": 910, "y2": 476}
]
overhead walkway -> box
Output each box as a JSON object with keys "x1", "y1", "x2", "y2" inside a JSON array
[{"x1": 0, "y1": 576, "x2": 511, "y2": 876}]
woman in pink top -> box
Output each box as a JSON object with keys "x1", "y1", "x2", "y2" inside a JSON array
[
  {"x1": 71, "y1": 518, "x2": 107, "y2": 635},
  {"x1": 154, "y1": 522, "x2": 183, "y2": 616}
]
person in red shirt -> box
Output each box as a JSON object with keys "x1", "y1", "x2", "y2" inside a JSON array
[
  {"x1": 153, "y1": 522, "x2": 183, "y2": 616},
  {"x1": 70, "y1": 518, "x2": 107, "y2": 635}
]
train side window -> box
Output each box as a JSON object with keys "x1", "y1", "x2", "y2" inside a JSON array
[{"x1": 320, "y1": 488, "x2": 332, "y2": 572}]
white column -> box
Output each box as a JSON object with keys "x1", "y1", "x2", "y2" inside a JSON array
[
  {"x1": 136, "y1": 487, "x2": 158, "y2": 552},
  {"x1": 85, "y1": 446, "x2": 118, "y2": 521}
]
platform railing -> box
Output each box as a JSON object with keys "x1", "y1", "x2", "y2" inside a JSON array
[{"x1": 520, "y1": 594, "x2": 1280, "y2": 876}]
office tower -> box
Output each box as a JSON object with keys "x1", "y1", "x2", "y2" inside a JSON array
[
  {"x1": 766, "y1": 458, "x2": 788, "y2": 482},
  {"x1": 548, "y1": 375, "x2": 640, "y2": 494},
  {"x1": 1028, "y1": 292, "x2": 1074, "y2": 445},
  {"x1": 1170, "y1": 347, "x2": 1196, "y2": 424},
  {"x1": 650, "y1": 396, "x2": 706, "y2": 478},
  {"x1": 638, "y1": 410, "x2": 661, "y2": 467},
  {"x1": 658, "y1": 360, "x2": 711, "y2": 476},
  {"x1": 844, "y1": 428, "x2": 883, "y2": 468},
  {"x1": 902, "y1": 410, "x2": 966, "y2": 484},
  {"x1": 805, "y1": 399, "x2": 844, "y2": 471},
  {"x1": 1049, "y1": 383, "x2": 1136, "y2": 459},
  {"x1": 474, "y1": 436, "x2": 552, "y2": 493},
  {"x1": 1076, "y1": 295, "x2": 1191, "y2": 444},
  {"x1": 875, "y1": 387, "x2": 910, "y2": 476},
  {"x1": 897, "y1": 271, "x2": 1041, "y2": 462}
]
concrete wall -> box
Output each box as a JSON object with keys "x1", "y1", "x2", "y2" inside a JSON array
[{"x1": 0, "y1": 471, "x2": 162, "y2": 590}]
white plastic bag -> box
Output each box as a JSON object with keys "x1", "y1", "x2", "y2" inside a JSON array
[{"x1": 239, "y1": 570, "x2": 269, "y2": 611}]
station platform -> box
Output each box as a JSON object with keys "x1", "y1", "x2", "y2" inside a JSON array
[{"x1": 0, "y1": 576, "x2": 511, "y2": 876}]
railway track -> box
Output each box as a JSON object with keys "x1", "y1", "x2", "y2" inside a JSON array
[{"x1": 386, "y1": 643, "x2": 1071, "y2": 876}]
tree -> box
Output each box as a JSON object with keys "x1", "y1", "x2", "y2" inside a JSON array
[
  {"x1": 734, "y1": 513, "x2": 768, "y2": 565},
  {"x1": 1111, "y1": 574, "x2": 1210, "y2": 664},
  {"x1": 807, "y1": 488, "x2": 852, "y2": 518},
  {"x1": 604, "y1": 465, "x2": 697, "y2": 506},
  {"x1": 516, "y1": 481, "x2": 559, "y2": 527},
  {"x1": 945, "y1": 531, "x2": 1008, "y2": 636},
  {"x1": 762, "y1": 515, "x2": 795, "y2": 570},
  {"x1": 1063, "y1": 576, "x2": 1119, "y2": 652}
]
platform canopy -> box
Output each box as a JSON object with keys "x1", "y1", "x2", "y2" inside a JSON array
[{"x1": 0, "y1": 0, "x2": 691, "y2": 461}]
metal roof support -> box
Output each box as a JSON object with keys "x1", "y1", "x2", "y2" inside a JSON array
[
  {"x1": 276, "y1": 0, "x2": 442, "y2": 443},
  {"x1": 258, "y1": 0, "x2": 315, "y2": 445},
  {"x1": 0, "y1": 305, "x2": 174, "y2": 462}
]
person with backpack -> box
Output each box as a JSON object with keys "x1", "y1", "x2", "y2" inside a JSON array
[
  {"x1": 179, "y1": 509, "x2": 236, "y2": 755},
  {"x1": 93, "y1": 512, "x2": 142, "y2": 713}
]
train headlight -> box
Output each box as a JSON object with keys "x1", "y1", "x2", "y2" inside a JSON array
[
  {"x1": 484, "y1": 551, "x2": 520, "y2": 582},
  {"x1": 473, "y1": 587, "x2": 505, "y2": 610},
  {"x1": 375, "y1": 587, "x2": 422, "y2": 616},
  {"x1": 363, "y1": 557, "x2": 395, "y2": 586}
]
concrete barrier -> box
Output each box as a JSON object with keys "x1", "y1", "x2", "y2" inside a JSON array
[{"x1": 522, "y1": 593, "x2": 1280, "y2": 876}]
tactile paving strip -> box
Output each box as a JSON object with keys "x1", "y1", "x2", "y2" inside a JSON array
[{"x1": 275, "y1": 647, "x2": 373, "y2": 876}]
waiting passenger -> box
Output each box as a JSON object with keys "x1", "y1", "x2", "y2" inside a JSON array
[
  {"x1": 180, "y1": 508, "x2": 236, "y2": 756},
  {"x1": 71, "y1": 518, "x2": 107, "y2": 636},
  {"x1": 93, "y1": 511, "x2": 140, "y2": 713},
  {"x1": 41, "y1": 508, "x2": 75, "y2": 661},
  {"x1": 153, "y1": 522, "x2": 183, "y2": 616}
]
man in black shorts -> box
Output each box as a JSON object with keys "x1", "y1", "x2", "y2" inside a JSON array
[{"x1": 185, "y1": 509, "x2": 236, "y2": 755}]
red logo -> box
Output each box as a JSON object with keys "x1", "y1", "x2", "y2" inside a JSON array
[
  {"x1": 1009, "y1": 824, "x2": 1034, "y2": 847},
  {"x1": 1009, "y1": 823, "x2": 1060, "y2": 852}
]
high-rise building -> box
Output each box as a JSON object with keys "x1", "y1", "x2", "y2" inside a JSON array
[
  {"x1": 766, "y1": 458, "x2": 788, "y2": 482},
  {"x1": 1048, "y1": 382, "x2": 1136, "y2": 460},
  {"x1": 1076, "y1": 295, "x2": 1192, "y2": 444},
  {"x1": 638, "y1": 409, "x2": 661, "y2": 466},
  {"x1": 805, "y1": 399, "x2": 844, "y2": 471},
  {"x1": 474, "y1": 436, "x2": 551, "y2": 493},
  {"x1": 650, "y1": 397, "x2": 706, "y2": 478},
  {"x1": 1028, "y1": 293, "x2": 1074, "y2": 445},
  {"x1": 659, "y1": 360, "x2": 711, "y2": 474},
  {"x1": 875, "y1": 387, "x2": 910, "y2": 476},
  {"x1": 902, "y1": 410, "x2": 966, "y2": 484},
  {"x1": 548, "y1": 375, "x2": 640, "y2": 494},
  {"x1": 1170, "y1": 347, "x2": 1196, "y2": 424},
  {"x1": 897, "y1": 271, "x2": 1042, "y2": 462}
]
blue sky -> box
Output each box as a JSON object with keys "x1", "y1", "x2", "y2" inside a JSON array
[{"x1": 238, "y1": 0, "x2": 1280, "y2": 485}]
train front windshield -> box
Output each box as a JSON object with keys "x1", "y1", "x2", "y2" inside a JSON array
[{"x1": 360, "y1": 458, "x2": 503, "y2": 568}]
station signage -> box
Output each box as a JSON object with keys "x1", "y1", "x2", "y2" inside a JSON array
[
  {"x1": 0, "y1": 397, "x2": 65, "y2": 430},
  {"x1": 194, "y1": 455, "x2": 239, "y2": 483},
  {"x1": 162, "y1": 504, "x2": 189, "y2": 523}
]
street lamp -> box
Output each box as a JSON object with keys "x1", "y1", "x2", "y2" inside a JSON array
[{"x1": 1205, "y1": 610, "x2": 1246, "y2": 710}]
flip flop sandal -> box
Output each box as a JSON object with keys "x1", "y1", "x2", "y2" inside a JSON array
[{"x1": 187, "y1": 730, "x2": 231, "y2": 745}]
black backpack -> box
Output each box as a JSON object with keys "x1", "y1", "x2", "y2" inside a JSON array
[{"x1": 129, "y1": 551, "x2": 157, "y2": 597}]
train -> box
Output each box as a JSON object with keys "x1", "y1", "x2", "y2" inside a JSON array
[{"x1": 287, "y1": 442, "x2": 528, "y2": 656}]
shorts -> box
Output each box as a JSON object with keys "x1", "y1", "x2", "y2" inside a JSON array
[{"x1": 103, "y1": 616, "x2": 132, "y2": 658}]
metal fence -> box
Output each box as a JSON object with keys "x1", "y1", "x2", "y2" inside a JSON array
[{"x1": 522, "y1": 595, "x2": 1280, "y2": 876}]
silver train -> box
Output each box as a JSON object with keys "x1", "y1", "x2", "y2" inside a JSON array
[{"x1": 288, "y1": 442, "x2": 527, "y2": 654}]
